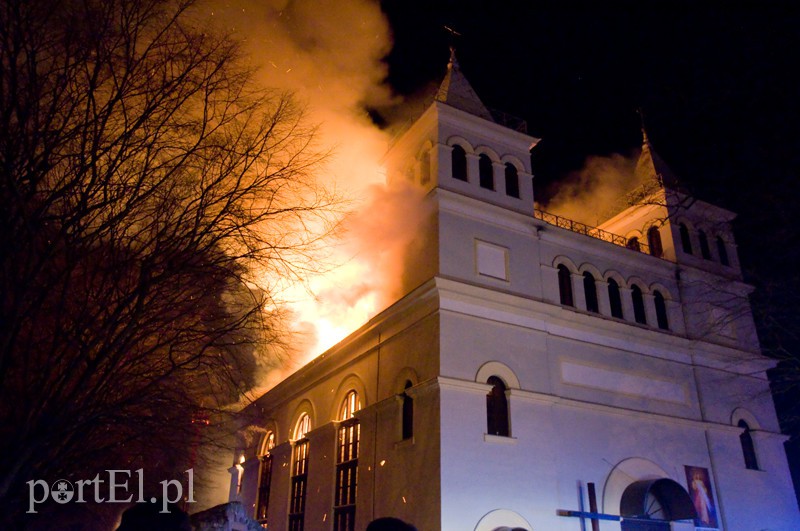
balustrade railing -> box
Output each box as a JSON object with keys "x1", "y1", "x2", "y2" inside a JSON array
[{"x1": 533, "y1": 209, "x2": 651, "y2": 255}]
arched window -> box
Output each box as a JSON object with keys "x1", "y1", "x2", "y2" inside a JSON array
[
  {"x1": 334, "y1": 391, "x2": 361, "y2": 531},
  {"x1": 632, "y1": 285, "x2": 647, "y2": 325},
  {"x1": 504, "y1": 163, "x2": 520, "y2": 198},
  {"x1": 608, "y1": 278, "x2": 624, "y2": 319},
  {"x1": 557, "y1": 264, "x2": 574, "y2": 307},
  {"x1": 583, "y1": 272, "x2": 599, "y2": 313},
  {"x1": 479, "y1": 154, "x2": 494, "y2": 190},
  {"x1": 289, "y1": 414, "x2": 312, "y2": 531},
  {"x1": 486, "y1": 376, "x2": 509, "y2": 437},
  {"x1": 716, "y1": 236, "x2": 730, "y2": 266},
  {"x1": 420, "y1": 150, "x2": 431, "y2": 185},
  {"x1": 402, "y1": 381, "x2": 413, "y2": 440},
  {"x1": 654, "y1": 290, "x2": 669, "y2": 330},
  {"x1": 256, "y1": 432, "x2": 276, "y2": 523},
  {"x1": 451, "y1": 145, "x2": 467, "y2": 181},
  {"x1": 647, "y1": 226, "x2": 663, "y2": 258},
  {"x1": 738, "y1": 420, "x2": 758, "y2": 470},
  {"x1": 679, "y1": 223, "x2": 692, "y2": 254},
  {"x1": 626, "y1": 237, "x2": 640, "y2": 252},
  {"x1": 698, "y1": 230, "x2": 711, "y2": 259}
]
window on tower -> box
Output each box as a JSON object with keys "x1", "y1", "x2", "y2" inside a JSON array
[
  {"x1": 679, "y1": 223, "x2": 693, "y2": 254},
  {"x1": 479, "y1": 154, "x2": 494, "y2": 190},
  {"x1": 608, "y1": 278, "x2": 624, "y2": 319},
  {"x1": 654, "y1": 290, "x2": 669, "y2": 330},
  {"x1": 420, "y1": 149, "x2": 431, "y2": 185},
  {"x1": 632, "y1": 285, "x2": 647, "y2": 325},
  {"x1": 451, "y1": 145, "x2": 467, "y2": 181},
  {"x1": 699, "y1": 229, "x2": 711, "y2": 259},
  {"x1": 583, "y1": 272, "x2": 599, "y2": 313},
  {"x1": 647, "y1": 226, "x2": 663, "y2": 258},
  {"x1": 486, "y1": 376, "x2": 509, "y2": 437},
  {"x1": 504, "y1": 163, "x2": 520, "y2": 198},
  {"x1": 557, "y1": 265, "x2": 574, "y2": 307}
]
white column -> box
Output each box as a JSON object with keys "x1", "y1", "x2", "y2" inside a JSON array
[
  {"x1": 643, "y1": 292, "x2": 657, "y2": 327},
  {"x1": 491, "y1": 161, "x2": 505, "y2": 193},
  {"x1": 620, "y1": 287, "x2": 635, "y2": 323},
  {"x1": 519, "y1": 170, "x2": 534, "y2": 206},
  {"x1": 541, "y1": 265, "x2": 560, "y2": 304},
  {"x1": 436, "y1": 143, "x2": 452, "y2": 184},
  {"x1": 596, "y1": 279, "x2": 611, "y2": 316},
  {"x1": 666, "y1": 299, "x2": 686, "y2": 334},
  {"x1": 571, "y1": 273, "x2": 586, "y2": 310},
  {"x1": 466, "y1": 153, "x2": 479, "y2": 185}
]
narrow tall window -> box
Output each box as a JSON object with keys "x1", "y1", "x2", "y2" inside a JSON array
[
  {"x1": 626, "y1": 236, "x2": 640, "y2": 252},
  {"x1": 679, "y1": 223, "x2": 693, "y2": 254},
  {"x1": 289, "y1": 414, "x2": 311, "y2": 531},
  {"x1": 256, "y1": 432, "x2": 275, "y2": 523},
  {"x1": 647, "y1": 226, "x2": 663, "y2": 257},
  {"x1": 479, "y1": 154, "x2": 494, "y2": 190},
  {"x1": 699, "y1": 230, "x2": 711, "y2": 259},
  {"x1": 402, "y1": 381, "x2": 413, "y2": 440},
  {"x1": 738, "y1": 420, "x2": 759, "y2": 470},
  {"x1": 717, "y1": 236, "x2": 730, "y2": 266},
  {"x1": 334, "y1": 391, "x2": 361, "y2": 531},
  {"x1": 557, "y1": 265, "x2": 574, "y2": 307},
  {"x1": 420, "y1": 150, "x2": 431, "y2": 185},
  {"x1": 451, "y1": 145, "x2": 467, "y2": 181},
  {"x1": 504, "y1": 163, "x2": 520, "y2": 198},
  {"x1": 486, "y1": 376, "x2": 509, "y2": 437},
  {"x1": 632, "y1": 285, "x2": 647, "y2": 324},
  {"x1": 583, "y1": 272, "x2": 599, "y2": 313},
  {"x1": 654, "y1": 290, "x2": 669, "y2": 330},
  {"x1": 608, "y1": 278, "x2": 623, "y2": 319}
]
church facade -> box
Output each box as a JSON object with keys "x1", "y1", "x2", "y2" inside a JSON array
[{"x1": 227, "y1": 56, "x2": 800, "y2": 531}]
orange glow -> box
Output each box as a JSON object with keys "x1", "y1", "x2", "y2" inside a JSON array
[{"x1": 203, "y1": 1, "x2": 410, "y2": 385}]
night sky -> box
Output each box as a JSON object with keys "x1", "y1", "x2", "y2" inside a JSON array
[
  {"x1": 379, "y1": 2, "x2": 800, "y2": 205},
  {"x1": 378, "y1": 0, "x2": 800, "y2": 493}
]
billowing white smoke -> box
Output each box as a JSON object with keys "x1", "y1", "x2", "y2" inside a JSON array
[
  {"x1": 204, "y1": 1, "x2": 429, "y2": 373},
  {"x1": 541, "y1": 151, "x2": 646, "y2": 226}
]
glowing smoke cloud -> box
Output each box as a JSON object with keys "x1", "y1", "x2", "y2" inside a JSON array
[
  {"x1": 203, "y1": 1, "x2": 422, "y2": 378},
  {"x1": 542, "y1": 152, "x2": 647, "y2": 226}
]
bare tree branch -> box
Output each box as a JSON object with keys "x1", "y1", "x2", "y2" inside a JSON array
[{"x1": 0, "y1": 0, "x2": 339, "y2": 524}]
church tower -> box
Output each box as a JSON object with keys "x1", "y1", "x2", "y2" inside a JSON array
[
  {"x1": 227, "y1": 54, "x2": 800, "y2": 531},
  {"x1": 380, "y1": 49, "x2": 542, "y2": 303}
]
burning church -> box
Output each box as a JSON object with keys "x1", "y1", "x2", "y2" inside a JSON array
[{"x1": 225, "y1": 53, "x2": 800, "y2": 530}]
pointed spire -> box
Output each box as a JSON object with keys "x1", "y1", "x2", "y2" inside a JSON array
[
  {"x1": 638, "y1": 107, "x2": 650, "y2": 145},
  {"x1": 634, "y1": 111, "x2": 681, "y2": 191},
  {"x1": 448, "y1": 46, "x2": 458, "y2": 70},
  {"x1": 435, "y1": 48, "x2": 495, "y2": 122}
]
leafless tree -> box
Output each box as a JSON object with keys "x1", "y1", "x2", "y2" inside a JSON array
[{"x1": 0, "y1": 0, "x2": 337, "y2": 525}]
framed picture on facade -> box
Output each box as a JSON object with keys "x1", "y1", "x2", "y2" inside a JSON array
[{"x1": 684, "y1": 465, "x2": 718, "y2": 529}]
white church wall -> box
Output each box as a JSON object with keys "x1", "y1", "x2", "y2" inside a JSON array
[
  {"x1": 368, "y1": 379, "x2": 441, "y2": 530},
  {"x1": 439, "y1": 308, "x2": 550, "y2": 393},
  {"x1": 436, "y1": 376, "x2": 731, "y2": 531},
  {"x1": 706, "y1": 427, "x2": 798, "y2": 531},
  {"x1": 693, "y1": 364, "x2": 780, "y2": 434},
  {"x1": 437, "y1": 194, "x2": 543, "y2": 300},
  {"x1": 229, "y1": 62, "x2": 800, "y2": 530}
]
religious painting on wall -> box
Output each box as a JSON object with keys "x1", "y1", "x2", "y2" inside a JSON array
[{"x1": 684, "y1": 466, "x2": 718, "y2": 529}]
